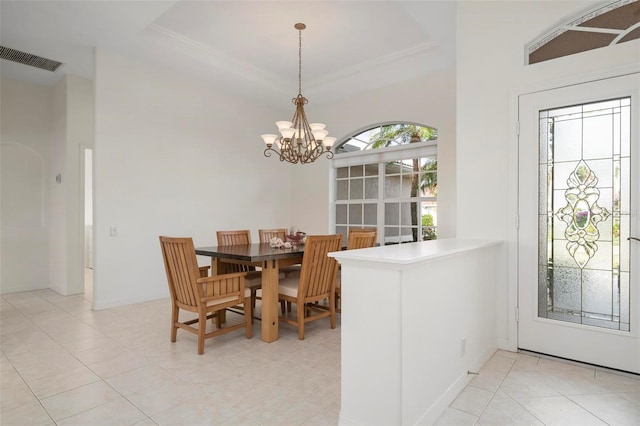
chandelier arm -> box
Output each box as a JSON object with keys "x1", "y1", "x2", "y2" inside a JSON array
[
  {"x1": 302, "y1": 148, "x2": 315, "y2": 163},
  {"x1": 263, "y1": 145, "x2": 279, "y2": 158},
  {"x1": 283, "y1": 140, "x2": 300, "y2": 164},
  {"x1": 283, "y1": 149, "x2": 295, "y2": 163},
  {"x1": 307, "y1": 140, "x2": 330, "y2": 163},
  {"x1": 279, "y1": 139, "x2": 292, "y2": 162}
]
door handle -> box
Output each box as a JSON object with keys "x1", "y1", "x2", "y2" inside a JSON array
[{"x1": 628, "y1": 237, "x2": 640, "y2": 242}]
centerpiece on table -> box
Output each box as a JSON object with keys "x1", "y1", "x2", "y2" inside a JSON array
[
  {"x1": 270, "y1": 228, "x2": 307, "y2": 248},
  {"x1": 269, "y1": 237, "x2": 291, "y2": 248},
  {"x1": 285, "y1": 230, "x2": 307, "y2": 245}
]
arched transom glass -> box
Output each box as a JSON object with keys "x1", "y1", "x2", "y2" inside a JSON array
[{"x1": 335, "y1": 122, "x2": 437, "y2": 154}]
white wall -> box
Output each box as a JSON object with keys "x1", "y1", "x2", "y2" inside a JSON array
[
  {"x1": 1, "y1": 78, "x2": 52, "y2": 293},
  {"x1": 49, "y1": 78, "x2": 67, "y2": 295},
  {"x1": 49, "y1": 75, "x2": 94, "y2": 296},
  {"x1": 456, "y1": 1, "x2": 640, "y2": 349},
  {"x1": 2, "y1": 74, "x2": 94, "y2": 296},
  {"x1": 290, "y1": 68, "x2": 457, "y2": 238},
  {"x1": 93, "y1": 49, "x2": 292, "y2": 309}
]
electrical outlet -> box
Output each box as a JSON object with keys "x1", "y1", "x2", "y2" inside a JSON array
[
  {"x1": 460, "y1": 337, "x2": 466, "y2": 357},
  {"x1": 109, "y1": 226, "x2": 117, "y2": 237}
]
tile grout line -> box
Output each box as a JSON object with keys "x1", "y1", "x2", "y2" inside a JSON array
[
  {"x1": 2, "y1": 293, "x2": 158, "y2": 425},
  {"x1": 472, "y1": 354, "x2": 523, "y2": 423},
  {"x1": 491, "y1": 354, "x2": 549, "y2": 426},
  {"x1": 1, "y1": 294, "x2": 60, "y2": 425}
]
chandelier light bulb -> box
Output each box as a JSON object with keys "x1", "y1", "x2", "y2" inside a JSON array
[
  {"x1": 276, "y1": 121, "x2": 293, "y2": 130},
  {"x1": 280, "y1": 128, "x2": 296, "y2": 139},
  {"x1": 311, "y1": 129, "x2": 329, "y2": 140},
  {"x1": 261, "y1": 134, "x2": 278, "y2": 146},
  {"x1": 323, "y1": 137, "x2": 336, "y2": 149}
]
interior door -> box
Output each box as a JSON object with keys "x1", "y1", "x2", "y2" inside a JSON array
[{"x1": 518, "y1": 73, "x2": 639, "y2": 373}]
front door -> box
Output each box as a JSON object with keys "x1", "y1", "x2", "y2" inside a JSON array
[{"x1": 518, "y1": 73, "x2": 639, "y2": 373}]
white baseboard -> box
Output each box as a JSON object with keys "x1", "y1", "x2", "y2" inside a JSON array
[
  {"x1": 497, "y1": 337, "x2": 517, "y2": 352},
  {"x1": 415, "y1": 344, "x2": 497, "y2": 425},
  {"x1": 0, "y1": 283, "x2": 49, "y2": 295}
]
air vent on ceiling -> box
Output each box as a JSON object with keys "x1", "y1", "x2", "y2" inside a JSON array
[{"x1": 0, "y1": 46, "x2": 63, "y2": 72}]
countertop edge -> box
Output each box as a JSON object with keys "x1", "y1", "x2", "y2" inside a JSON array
[{"x1": 328, "y1": 238, "x2": 503, "y2": 268}]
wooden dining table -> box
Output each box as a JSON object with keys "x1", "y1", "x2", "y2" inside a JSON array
[{"x1": 195, "y1": 242, "x2": 304, "y2": 343}]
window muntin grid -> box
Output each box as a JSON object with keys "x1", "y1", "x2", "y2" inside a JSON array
[{"x1": 334, "y1": 123, "x2": 437, "y2": 245}]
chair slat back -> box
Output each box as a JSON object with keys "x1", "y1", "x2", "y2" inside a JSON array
[
  {"x1": 217, "y1": 230, "x2": 252, "y2": 246},
  {"x1": 160, "y1": 236, "x2": 201, "y2": 307},
  {"x1": 216, "y1": 230, "x2": 255, "y2": 273},
  {"x1": 258, "y1": 228, "x2": 287, "y2": 243},
  {"x1": 298, "y1": 234, "x2": 343, "y2": 300},
  {"x1": 347, "y1": 229, "x2": 377, "y2": 250}
]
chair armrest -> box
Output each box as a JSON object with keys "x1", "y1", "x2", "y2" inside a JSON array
[
  {"x1": 196, "y1": 271, "x2": 246, "y2": 284},
  {"x1": 196, "y1": 271, "x2": 247, "y2": 304}
]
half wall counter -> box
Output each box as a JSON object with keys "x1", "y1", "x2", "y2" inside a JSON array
[{"x1": 329, "y1": 238, "x2": 503, "y2": 425}]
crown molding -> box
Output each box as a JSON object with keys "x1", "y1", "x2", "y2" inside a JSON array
[{"x1": 145, "y1": 23, "x2": 290, "y2": 92}]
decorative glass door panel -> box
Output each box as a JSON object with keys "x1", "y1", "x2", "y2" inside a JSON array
[
  {"x1": 518, "y1": 74, "x2": 639, "y2": 373},
  {"x1": 539, "y1": 98, "x2": 630, "y2": 331}
]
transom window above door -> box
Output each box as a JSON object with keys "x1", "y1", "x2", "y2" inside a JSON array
[{"x1": 526, "y1": 0, "x2": 640, "y2": 65}]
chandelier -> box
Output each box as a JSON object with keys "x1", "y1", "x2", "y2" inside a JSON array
[{"x1": 262, "y1": 23, "x2": 335, "y2": 164}]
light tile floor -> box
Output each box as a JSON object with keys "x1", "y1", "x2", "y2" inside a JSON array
[{"x1": 1, "y1": 289, "x2": 639, "y2": 426}]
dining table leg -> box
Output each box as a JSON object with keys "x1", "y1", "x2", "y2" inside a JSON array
[{"x1": 260, "y1": 259, "x2": 280, "y2": 342}]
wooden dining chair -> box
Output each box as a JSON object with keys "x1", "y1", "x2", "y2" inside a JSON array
[
  {"x1": 159, "y1": 236, "x2": 252, "y2": 355},
  {"x1": 335, "y1": 228, "x2": 378, "y2": 313},
  {"x1": 217, "y1": 229, "x2": 253, "y2": 247},
  {"x1": 216, "y1": 230, "x2": 262, "y2": 312},
  {"x1": 348, "y1": 227, "x2": 378, "y2": 238},
  {"x1": 258, "y1": 228, "x2": 301, "y2": 278},
  {"x1": 258, "y1": 228, "x2": 287, "y2": 243},
  {"x1": 277, "y1": 234, "x2": 343, "y2": 340}
]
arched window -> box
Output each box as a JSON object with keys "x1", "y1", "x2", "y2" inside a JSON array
[
  {"x1": 335, "y1": 122, "x2": 437, "y2": 153},
  {"x1": 333, "y1": 122, "x2": 438, "y2": 245}
]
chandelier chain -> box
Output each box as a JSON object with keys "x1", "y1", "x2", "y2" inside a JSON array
[{"x1": 298, "y1": 27, "x2": 302, "y2": 95}]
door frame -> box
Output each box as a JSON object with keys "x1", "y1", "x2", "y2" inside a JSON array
[
  {"x1": 79, "y1": 144, "x2": 94, "y2": 300},
  {"x1": 506, "y1": 64, "x2": 640, "y2": 353},
  {"x1": 516, "y1": 74, "x2": 638, "y2": 372}
]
